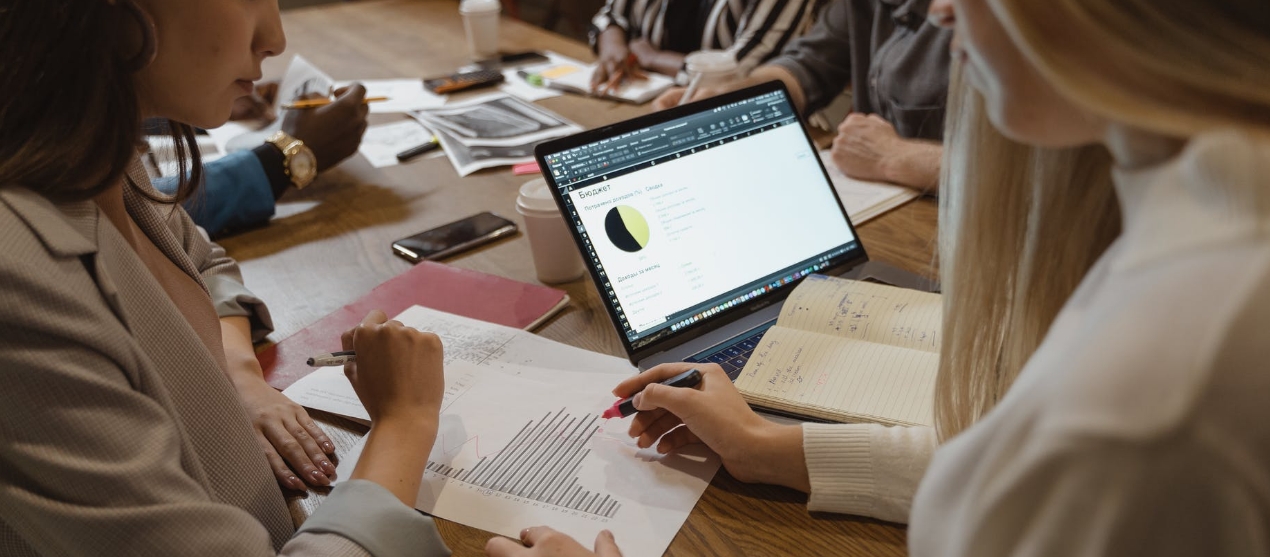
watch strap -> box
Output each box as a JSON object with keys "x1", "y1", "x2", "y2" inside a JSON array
[
  {"x1": 252, "y1": 143, "x2": 291, "y2": 200},
  {"x1": 266, "y1": 130, "x2": 316, "y2": 189}
]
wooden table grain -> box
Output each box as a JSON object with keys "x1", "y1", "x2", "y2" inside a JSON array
[{"x1": 222, "y1": 1, "x2": 936, "y2": 554}]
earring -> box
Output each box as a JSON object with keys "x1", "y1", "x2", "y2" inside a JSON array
[{"x1": 117, "y1": 0, "x2": 157, "y2": 72}]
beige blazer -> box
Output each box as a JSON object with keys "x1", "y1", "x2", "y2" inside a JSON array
[{"x1": 0, "y1": 161, "x2": 448, "y2": 556}]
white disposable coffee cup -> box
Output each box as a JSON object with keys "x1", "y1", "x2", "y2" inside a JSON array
[
  {"x1": 516, "y1": 178, "x2": 585, "y2": 284},
  {"x1": 684, "y1": 50, "x2": 739, "y2": 90},
  {"x1": 460, "y1": 0, "x2": 501, "y2": 58}
]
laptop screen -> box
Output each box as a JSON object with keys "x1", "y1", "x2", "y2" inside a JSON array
[{"x1": 538, "y1": 85, "x2": 861, "y2": 353}]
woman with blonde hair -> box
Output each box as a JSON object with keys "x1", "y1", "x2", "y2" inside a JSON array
[{"x1": 486, "y1": 0, "x2": 1270, "y2": 554}]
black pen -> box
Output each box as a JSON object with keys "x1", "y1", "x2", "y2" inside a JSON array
[
  {"x1": 396, "y1": 137, "x2": 440, "y2": 162},
  {"x1": 308, "y1": 350, "x2": 356, "y2": 367},
  {"x1": 601, "y1": 369, "x2": 702, "y2": 419}
]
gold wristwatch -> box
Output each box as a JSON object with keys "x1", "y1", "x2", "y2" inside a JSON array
[{"x1": 265, "y1": 131, "x2": 318, "y2": 189}]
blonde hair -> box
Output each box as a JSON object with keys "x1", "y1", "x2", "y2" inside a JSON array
[
  {"x1": 992, "y1": 0, "x2": 1270, "y2": 138},
  {"x1": 934, "y1": 0, "x2": 1270, "y2": 441},
  {"x1": 934, "y1": 65, "x2": 1118, "y2": 440}
]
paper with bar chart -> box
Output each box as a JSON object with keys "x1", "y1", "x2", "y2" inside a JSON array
[{"x1": 335, "y1": 361, "x2": 720, "y2": 557}]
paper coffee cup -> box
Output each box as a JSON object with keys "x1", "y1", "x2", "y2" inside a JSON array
[
  {"x1": 516, "y1": 179, "x2": 585, "y2": 284},
  {"x1": 460, "y1": 0, "x2": 501, "y2": 58}
]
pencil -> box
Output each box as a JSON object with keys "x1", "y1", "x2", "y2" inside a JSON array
[{"x1": 283, "y1": 96, "x2": 389, "y2": 109}]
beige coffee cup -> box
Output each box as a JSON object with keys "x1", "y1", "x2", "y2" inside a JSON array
[
  {"x1": 516, "y1": 178, "x2": 585, "y2": 284},
  {"x1": 460, "y1": 0, "x2": 501, "y2": 58}
]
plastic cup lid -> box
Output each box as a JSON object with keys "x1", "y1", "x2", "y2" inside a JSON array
[
  {"x1": 516, "y1": 179, "x2": 558, "y2": 214},
  {"x1": 685, "y1": 50, "x2": 737, "y2": 74},
  {"x1": 460, "y1": 0, "x2": 501, "y2": 13}
]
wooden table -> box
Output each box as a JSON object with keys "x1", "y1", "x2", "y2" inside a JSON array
[{"x1": 222, "y1": 1, "x2": 937, "y2": 554}]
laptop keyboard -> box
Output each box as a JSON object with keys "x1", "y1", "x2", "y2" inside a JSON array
[{"x1": 682, "y1": 321, "x2": 775, "y2": 380}]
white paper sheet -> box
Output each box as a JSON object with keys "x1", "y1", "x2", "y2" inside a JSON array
[
  {"x1": 357, "y1": 120, "x2": 435, "y2": 168},
  {"x1": 276, "y1": 54, "x2": 336, "y2": 107},
  {"x1": 818, "y1": 149, "x2": 920, "y2": 224},
  {"x1": 282, "y1": 306, "x2": 638, "y2": 423},
  {"x1": 282, "y1": 367, "x2": 370, "y2": 425},
  {"x1": 334, "y1": 78, "x2": 446, "y2": 113},
  {"x1": 394, "y1": 306, "x2": 636, "y2": 375},
  {"x1": 335, "y1": 361, "x2": 719, "y2": 557}
]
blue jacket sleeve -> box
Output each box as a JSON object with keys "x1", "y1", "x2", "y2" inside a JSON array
[{"x1": 153, "y1": 150, "x2": 277, "y2": 237}]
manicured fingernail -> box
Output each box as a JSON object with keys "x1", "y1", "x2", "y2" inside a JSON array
[
  {"x1": 288, "y1": 476, "x2": 301, "y2": 489},
  {"x1": 321, "y1": 460, "x2": 335, "y2": 474},
  {"x1": 322, "y1": 442, "x2": 335, "y2": 452},
  {"x1": 310, "y1": 470, "x2": 328, "y2": 484}
]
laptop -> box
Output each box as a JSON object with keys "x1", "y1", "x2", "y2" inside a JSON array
[{"x1": 534, "y1": 81, "x2": 921, "y2": 374}]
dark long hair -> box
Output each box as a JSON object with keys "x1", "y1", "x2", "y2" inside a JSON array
[{"x1": 0, "y1": 0, "x2": 201, "y2": 203}]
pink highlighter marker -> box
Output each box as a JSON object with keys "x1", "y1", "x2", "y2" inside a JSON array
[{"x1": 601, "y1": 369, "x2": 703, "y2": 419}]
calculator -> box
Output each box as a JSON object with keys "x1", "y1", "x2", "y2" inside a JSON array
[{"x1": 423, "y1": 69, "x2": 506, "y2": 94}]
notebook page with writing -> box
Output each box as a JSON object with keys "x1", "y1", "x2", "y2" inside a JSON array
[
  {"x1": 777, "y1": 275, "x2": 941, "y2": 352},
  {"x1": 735, "y1": 327, "x2": 936, "y2": 425},
  {"x1": 733, "y1": 275, "x2": 941, "y2": 425}
]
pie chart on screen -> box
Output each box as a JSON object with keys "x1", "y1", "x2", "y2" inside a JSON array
[{"x1": 604, "y1": 205, "x2": 651, "y2": 252}]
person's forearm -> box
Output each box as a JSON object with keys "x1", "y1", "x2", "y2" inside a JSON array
[
  {"x1": 748, "y1": 423, "x2": 811, "y2": 493},
  {"x1": 644, "y1": 50, "x2": 685, "y2": 77},
  {"x1": 352, "y1": 418, "x2": 438, "y2": 507},
  {"x1": 597, "y1": 25, "x2": 627, "y2": 57},
  {"x1": 220, "y1": 315, "x2": 265, "y2": 386},
  {"x1": 748, "y1": 65, "x2": 807, "y2": 113},
  {"x1": 883, "y1": 141, "x2": 943, "y2": 193}
]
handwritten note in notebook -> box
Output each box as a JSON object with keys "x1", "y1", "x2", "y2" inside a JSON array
[{"x1": 734, "y1": 275, "x2": 942, "y2": 426}]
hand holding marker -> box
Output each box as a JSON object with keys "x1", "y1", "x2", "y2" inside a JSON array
[{"x1": 602, "y1": 369, "x2": 702, "y2": 418}]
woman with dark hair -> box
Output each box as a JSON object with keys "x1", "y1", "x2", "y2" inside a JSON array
[{"x1": 0, "y1": 1, "x2": 451, "y2": 555}]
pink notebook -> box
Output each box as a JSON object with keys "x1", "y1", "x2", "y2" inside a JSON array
[{"x1": 260, "y1": 261, "x2": 569, "y2": 390}]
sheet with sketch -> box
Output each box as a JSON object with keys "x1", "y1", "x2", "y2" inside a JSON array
[{"x1": 333, "y1": 360, "x2": 720, "y2": 557}]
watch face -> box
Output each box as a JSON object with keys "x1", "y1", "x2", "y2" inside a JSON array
[{"x1": 291, "y1": 147, "x2": 318, "y2": 183}]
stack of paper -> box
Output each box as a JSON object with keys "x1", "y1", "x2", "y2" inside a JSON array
[{"x1": 411, "y1": 94, "x2": 581, "y2": 176}]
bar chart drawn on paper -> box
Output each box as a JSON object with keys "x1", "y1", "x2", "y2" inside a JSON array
[
  {"x1": 335, "y1": 359, "x2": 720, "y2": 557},
  {"x1": 424, "y1": 408, "x2": 622, "y2": 520}
]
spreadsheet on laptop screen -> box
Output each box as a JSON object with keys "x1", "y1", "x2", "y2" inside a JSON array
[{"x1": 542, "y1": 89, "x2": 859, "y2": 349}]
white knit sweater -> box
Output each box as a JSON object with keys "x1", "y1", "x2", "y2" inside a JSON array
[{"x1": 805, "y1": 131, "x2": 1270, "y2": 557}]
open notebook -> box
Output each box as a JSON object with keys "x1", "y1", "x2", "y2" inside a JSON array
[
  {"x1": 818, "y1": 150, "x2": 920, "y2": 224},
  {"x1": 534, "y1": 61, "x2": 676, "y2": 104},
  {"x1": 735, "y1": 275, "x2": 941, "y2": 426}
]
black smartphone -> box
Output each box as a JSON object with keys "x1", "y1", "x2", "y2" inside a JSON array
[
  {"x1": 474, "y1": 51, "x2": 550, "y2": 71},
  {"x1": 391, "y1": 212, "x2": 518, "y2": 263}
]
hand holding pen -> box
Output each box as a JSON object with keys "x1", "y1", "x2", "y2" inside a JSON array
[
  {"x1": 339, "y1": 310, "x2": 447, "y2": 426},
  {"x1": 280, "y1": 84, "x2": 371, "y2": 173},
  {"x1": 591, "y1": 52, "x2": 646, "y2": 96},
  {"x1": 612, "y1": 362, "x2": 811, "y2": 491}
]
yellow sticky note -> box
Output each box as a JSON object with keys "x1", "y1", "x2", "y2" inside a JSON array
[{"x1": 541, "y1": 65, "x2": 582, "y2": 79}]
